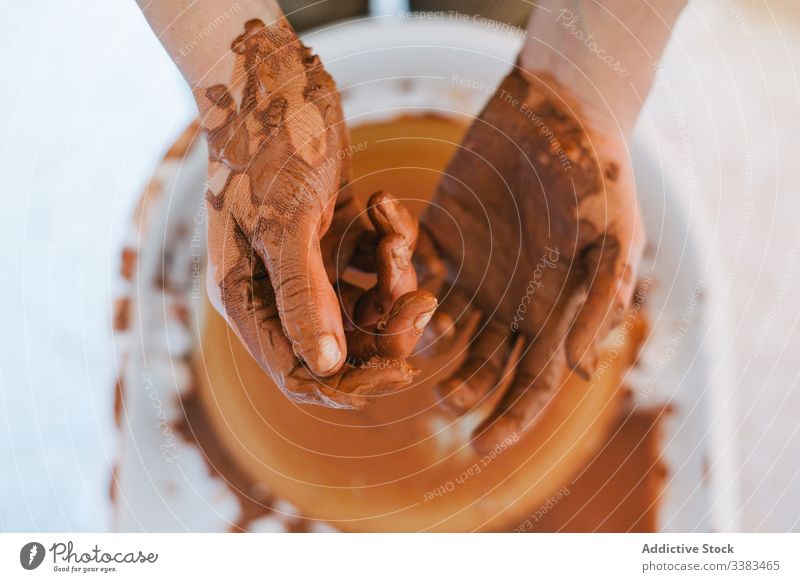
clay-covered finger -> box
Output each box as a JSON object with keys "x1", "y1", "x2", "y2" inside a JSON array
[
  {"x1": 376, "y1": 291, "x2": 437, "y2": 358},
  {"x1": 367, "y1": 191, "x2": 418, "y2": 249},
  {"x1": 419, "y1": 285, "x2": 476, "y2": 353},
  {"x1": 377, "y1": 234, "x2": 418, "y2": 306},
  {"x1": 256, "y1": 225, "x2": 346, "y2": 378},
  {"x1": 287, "y1": 359, "x2": 421, "y2": 410},
  {"x1": 565, "y1": 238, "x2": 637, "y2": 378},
  {"x1": 343, "y1": 189, "x2": 418, "y2": 275},
  {"x1": 208, "y1": 213, "x2": 320, "y2": 404},
  {"x1": 347, "y1": 291, "x2": 437, "y2": 361},
  {"x1": 354, "y1": 234, "x2": 418, "y2": 325},
  {"x1": 470, "y1": 315, "x2": 569, "y2": 455},
  {"x1": 436, "y1": 318, "x2": 513, "y2": 415}
]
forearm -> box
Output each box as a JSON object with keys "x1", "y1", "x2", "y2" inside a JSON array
[
  {"x1": 520, "y1": 0, "x2": 686, "y2": 136},
  {"x1": 136, "y1": 0, "x2": 283, "y2": 88}
]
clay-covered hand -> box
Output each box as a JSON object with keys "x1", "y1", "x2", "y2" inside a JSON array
[
  {"x1": 417, "y1": 68, "x2": 644, "y2": 452},
  {"x1": 196, "y1": 18, "x2": 435, "y2": 405}
]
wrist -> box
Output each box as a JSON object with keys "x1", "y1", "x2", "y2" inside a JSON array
[
  {"x1": 138, "y1": 0, "x2": 286, "y2": 89},
  {"x1": 519, "y1": 0, "x2": 686, "y2": 138},
  {"x1": 515, "y1": 55, "x2": 633, "y2": 141}
]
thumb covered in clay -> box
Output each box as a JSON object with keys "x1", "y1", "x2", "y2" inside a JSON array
[{"x1": 254, "y1": 218, "x2": 348, "y2": 378}]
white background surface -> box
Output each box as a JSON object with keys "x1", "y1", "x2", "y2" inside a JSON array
[{"x1": 1, "y1": 0, "x2": 799, "y2": 532}]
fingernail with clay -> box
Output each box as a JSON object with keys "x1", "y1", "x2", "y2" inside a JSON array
[{"x1": 314, "y1": 334, "x2": 343, "y2": 376}]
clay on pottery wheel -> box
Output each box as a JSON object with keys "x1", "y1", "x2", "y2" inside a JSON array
[{"x1": 192, "y1": 116, "x2": 661, "y2": 532}]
